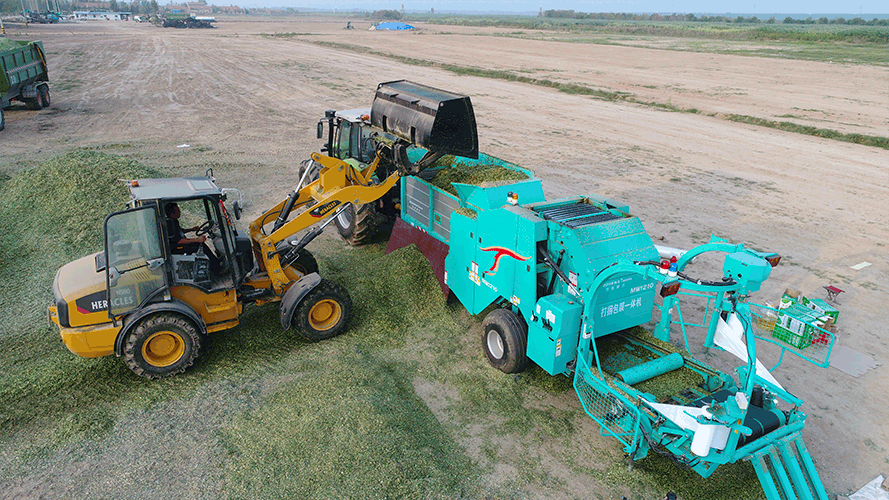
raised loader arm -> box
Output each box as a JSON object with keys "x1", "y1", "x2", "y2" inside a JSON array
[
  {"x1": 249, "y1": 151, "x2": 400, "y2": 294},
  {"x1": 251, "y1": 80, "x2": 480, "y2": 295}
]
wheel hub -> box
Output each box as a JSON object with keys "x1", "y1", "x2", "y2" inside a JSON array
[
  {"x1": 486, "y1": 329, "x2": 505, "y2": 359},
  {"x1": 142, "y1": 331, "x2": 185, "y2": 367},
  {"x1": 309, "y1": 299, "x2": 342, "y2": 331}
]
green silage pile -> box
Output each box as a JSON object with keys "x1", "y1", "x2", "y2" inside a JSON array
[
  {"x1": 429, "y1": 164, "x2": 528, "y2": 195},
  {"x1": 221, "y1": 347, "x2": 477, "y2": 499},
  {"x1": 0, "y1": 38, "x2": 23, "y2": 52},
  {"x1": 0, "y1": 150, "x2": 160, "y2": 255},
  {"x1": 350, "y1": 244, "x2": 451, "y2": 346}
]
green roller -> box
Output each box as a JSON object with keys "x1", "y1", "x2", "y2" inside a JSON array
[{"x1": 616, "y1": 352, "x2": 685, "y2": 385}]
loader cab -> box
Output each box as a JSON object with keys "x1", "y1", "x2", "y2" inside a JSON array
[
  {"x1": 318, "y1": 108, "x2": 383, "y2": 164},
  {"x1": 107, "y1": 177, "x2": 251, "y2": 305}
]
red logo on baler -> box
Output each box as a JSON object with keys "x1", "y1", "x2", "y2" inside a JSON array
[{"x1": 480, "y1": 246, "x2": 530, "y2": 276}]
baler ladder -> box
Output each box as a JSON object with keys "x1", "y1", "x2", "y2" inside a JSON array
[{"x1": 749, "y1": 435, "x2": 828, "y2": 500}]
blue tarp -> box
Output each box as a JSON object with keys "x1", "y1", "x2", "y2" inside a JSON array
[{"x1": 372, "y1": 22, "x2": 415, "y2": 30}]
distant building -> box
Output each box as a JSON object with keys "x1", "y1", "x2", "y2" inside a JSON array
[{"x1": 186, "y1": 2, "x2": 212, "y2": 14}]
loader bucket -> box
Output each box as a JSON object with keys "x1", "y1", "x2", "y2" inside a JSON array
[{"x1": 372, "y1": 80, "x2": 479, "y2": 159}]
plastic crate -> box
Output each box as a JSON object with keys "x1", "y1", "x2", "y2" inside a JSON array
[{"x1": 772, "y1": 324, "x2": 813, "y2": 349}]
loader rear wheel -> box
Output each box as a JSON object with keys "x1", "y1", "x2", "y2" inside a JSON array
[
  {"x1": 482, "y1": 308, "x2": 529, "y2": 374},
  {"x1": 293, "y1": 279, "x2": 352, "y2": 342},
  {"x1": 123, "y1": 314, "x2": 201, "y2": 380},
  {"x1": 335, "y1": 202, "x2": 379, "y2": 246}
]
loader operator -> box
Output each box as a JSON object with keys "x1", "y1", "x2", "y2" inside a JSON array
[{"x1": 165, "y1": 202, "x2": 224, "y2": 274}]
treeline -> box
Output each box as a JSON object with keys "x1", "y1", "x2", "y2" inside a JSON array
[
  {"x1": 541, "y1": 10, "x2": 889, "y2": 26},
  {"x1": 370, "y1": 9, "x2": 402, "y2": 20}
]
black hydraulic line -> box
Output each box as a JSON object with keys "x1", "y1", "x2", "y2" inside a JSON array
[
  {"x1": 546, "y1": 249, "x2": 566, "y2": 295},
  {"x1": 540, "y1": 248, "x2": 580, "y2": 297},
  {"x1": 272, "y1": 190, "x2": 299, "y2": 233}
]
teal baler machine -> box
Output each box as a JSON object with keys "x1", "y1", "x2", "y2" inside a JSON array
[
  {"x1": 390, "y1": 162, "x2": 835, "y2": 499},
  {"x1": 364, "y1": 82, "x2": 836, "y2": 499}
]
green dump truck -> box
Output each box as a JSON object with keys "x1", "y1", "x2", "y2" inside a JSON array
[{"x1": 0, "y1": 38, "x2": 50, "y2": 131}]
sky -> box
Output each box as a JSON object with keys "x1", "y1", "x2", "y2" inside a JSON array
[{"x1": 258, "y1": 1, "x2": 888, "y2": 14}]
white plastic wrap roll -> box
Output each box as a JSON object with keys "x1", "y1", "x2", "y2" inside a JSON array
[{"x1": 690, "y1": 406, "x2": 715, "y2": 456}]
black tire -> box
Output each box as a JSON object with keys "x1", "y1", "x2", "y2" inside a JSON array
[
  {"x1": 123, "y1": 313, "x2": 201, "y2": 380},
  {"x1": 335, "y1": 202, "x2": 380, "y2": 246},
  {"x1": 482, "y1": 308, "x2": 529, "y2": 374},
  {"x1": 38, "y1": 86, "x2": 50, "y2": 108},
  {"x1": 27, "y1": 89, "x2": 46, "y2": 110},
  {"x1": 282, "y1": 248, "x2": 319, "y2": 279},
  {"x1": 293, "y1": 279, "x2": 352, "y2": 342},
  {"x1": 297, "y1": 158, "x2": 321, "y2": 186},
  {"x1": 0, "y1": 108, "x2": 4, "y2": 131}
]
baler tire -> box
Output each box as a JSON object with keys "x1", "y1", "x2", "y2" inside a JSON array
[
  {"x1": 335, "y1": 202, "x2": 379, "y2": 246},
  {"x1": 482, "y1": 308, "x2": 529, "y2": 374},
  {"x1": 293, "y1": 279, "x2": 352, "y2": 342},
  {"x1": 123, "y1": 313, "x2": 201, "y2": 380}
]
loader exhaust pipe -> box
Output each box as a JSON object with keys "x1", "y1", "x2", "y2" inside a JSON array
[{"x1": 371, "y1": 80, "x2": 479, "y2": 175}]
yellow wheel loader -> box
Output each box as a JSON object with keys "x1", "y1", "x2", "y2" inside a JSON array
[{"x1": 47, "y1": 80, "x2": 478, "y2": 379}]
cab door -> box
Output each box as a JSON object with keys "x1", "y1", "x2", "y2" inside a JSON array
[{"x1": 104, "y1": 205, "x2": 169, "y2": 318}]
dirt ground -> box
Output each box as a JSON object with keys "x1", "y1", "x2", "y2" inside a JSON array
[{"x1": 1, "y1": 16, "x2": 887, "y2": 498}]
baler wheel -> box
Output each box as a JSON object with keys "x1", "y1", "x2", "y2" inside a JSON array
[
  {"x1": 293, "y1": 279, "x2": 352, "y2": 342},
  {"x1": 482, "y1": 308, "x2": 529, "y2": 374},
  {"x1": 123, "y1": 313, "x2": 201, "y2": 380}
]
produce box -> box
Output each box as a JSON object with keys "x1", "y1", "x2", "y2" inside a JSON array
[
  {"x1": 772, "y1": 304, "x2": 830, "y2": 350},
  {"x1": 800, "y1": 297, "x2": 839, "y2": 323},
  {"x1": 778, "y1": 289, "x2": 801, "y2": 310}
]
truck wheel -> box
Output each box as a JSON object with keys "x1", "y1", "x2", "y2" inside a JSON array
[
  {"x1": 293, "y1": 279, "x2": 352, "y2": 342},
  {"x1": 123, "y1": 313, "x2": 201, "y2": 380},
  {"x1": 335, "y1": 202, "x2": 379, "y2": 246},
  {"x1": 38, "y1": 86, "x2": 50, "y2": 108},
  {"x1": 282, "y1": 249, "x2": 319, "y2": 280},
  {"x1": 27, "y1": 89, "x2": 46, "y2": 110},
  {"x1": 482, "y1": 308, "x2": 529, "y2": 374}
]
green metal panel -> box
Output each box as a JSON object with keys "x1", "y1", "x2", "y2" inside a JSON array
[
  {"x1": 0, "y1": 40, "x2": 47, "y2": 100},
  {"x1": 527, "y1": 293, "x2": 582, "y2": 375}
]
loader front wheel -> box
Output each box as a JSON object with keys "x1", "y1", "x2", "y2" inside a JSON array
[
  {"x1": 335, "y1": 202, "x2": 379, "y2": 246},
  {"x1": 282, "y1": 249, "x2": 319, "y2": 280},
  {"x1": 293, "y1": 279, "x2": 352, "y2": 342},
  {"x1": 123, "y1": 314, "x2": 201, "y2": 380},
  {"x1": 482, "y1": 308, "x2": 529, "y2": 374}
]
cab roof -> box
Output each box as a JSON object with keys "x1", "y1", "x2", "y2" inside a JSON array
[
  {"x1": 336, "y1": 108, "x2": 372, "y2": 123},
  {"x1": 128, "y1": 177, "x2": 222, "y2": 202}
]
